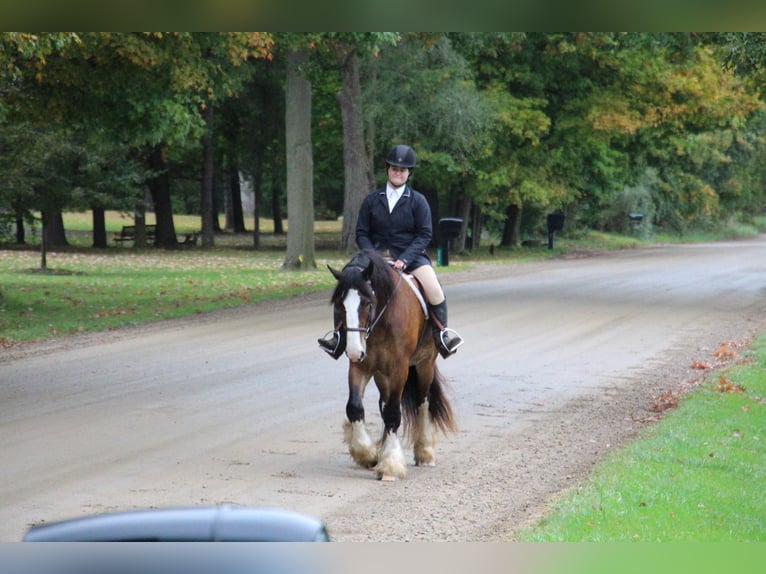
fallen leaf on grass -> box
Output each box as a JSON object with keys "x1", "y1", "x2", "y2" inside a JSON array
[{"x1": 714, "y1": 375, "x2": 745, "y2": 394}]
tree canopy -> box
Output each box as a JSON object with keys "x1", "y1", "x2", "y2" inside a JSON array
[{"x1": 2, "y1": 32, "x2": 766, "y2": 258}]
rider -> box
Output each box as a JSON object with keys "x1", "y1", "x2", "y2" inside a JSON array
[{"x1": 318, "y1": 144, "x2": 464, "y2": 359}]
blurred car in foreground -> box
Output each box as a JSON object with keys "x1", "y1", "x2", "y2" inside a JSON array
[{"x1": 22, "y1": 505, "x2": 330, "y2": 542}]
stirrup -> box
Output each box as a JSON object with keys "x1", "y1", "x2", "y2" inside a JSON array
[
  {"x1": 438, "y1": 328, "x2": 464, "y2": 358},
  {"x1": 318, "y1": 330, "x2": 344, "y2": 360}
]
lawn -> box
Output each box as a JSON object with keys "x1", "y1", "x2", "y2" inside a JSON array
[{"x1": 517, "y1": 336, "x2": 766, "y2": 541}]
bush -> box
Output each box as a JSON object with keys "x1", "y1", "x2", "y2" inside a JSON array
[{"x1": 600, "y1": 184, "x2": 655, "y2": 239}]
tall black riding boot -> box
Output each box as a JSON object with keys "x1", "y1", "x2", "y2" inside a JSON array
[
  {"x1": 318, "y1": 306, "x2": 346, "y2": 360},
  {"x1": 429, "y1": 300, "x2": 464, "y2": 358}
]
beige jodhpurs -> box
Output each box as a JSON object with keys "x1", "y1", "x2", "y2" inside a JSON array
[{"x1": 410, "y1": 264, "x2": 445, "y2": 305}]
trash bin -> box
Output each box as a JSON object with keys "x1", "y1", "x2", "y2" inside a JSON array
[
  {"x1": 546, "y1": 213, "x2": 565, "y2": 249},
  {"x1": 438, "y1": 218, "x2": 463, "y2": 266}
]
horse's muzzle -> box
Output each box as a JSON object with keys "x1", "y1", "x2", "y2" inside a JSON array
[{"x1": 346, "y1": 349, "x2": 366, "y2": 363}]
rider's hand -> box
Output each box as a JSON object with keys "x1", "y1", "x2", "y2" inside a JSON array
[{"x1": 393, "y1": 259, "x2": 406, "y2": 271}]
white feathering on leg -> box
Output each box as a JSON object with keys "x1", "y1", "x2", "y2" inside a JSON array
[
  {"x1": 344, "y1": 419, "x2": 377, "y2": 468},
  {"x1": 375, "y1": 431, "x2": 407, "y2": 480},
  {"x1": 414, "y1": 400, "x2": 436, "y2": 466}
]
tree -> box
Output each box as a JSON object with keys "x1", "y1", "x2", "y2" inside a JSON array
[
  {"x1": 318, "y1": 33, "x2": 400, "y2": 252},
  {"x1": 282, "y1": 48, "x2": 315, "y2": 270},
  {"x1": 1, "y1": 33, "x2": 273, "y2": 249},
  {"x1": 454, "y1": 33, "x2": 764, "y2": 241},
  {"x1": 364, "y1": 34, "x2": 497, "y2": 246}
]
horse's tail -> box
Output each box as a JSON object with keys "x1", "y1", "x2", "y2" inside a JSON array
[{"x1": 402, "y1": 365, "x2": 457, "y2": 437}]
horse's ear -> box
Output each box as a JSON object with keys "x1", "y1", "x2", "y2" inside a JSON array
[
  {"x1": 362, "y1": 259, "x2": 374, "y2": 280},
  {"x1": 328, "y1": 264, "x2": 343, "y2": 280}
]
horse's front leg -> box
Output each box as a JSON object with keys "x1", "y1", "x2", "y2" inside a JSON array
[
  {"x1": 374, "y1": 372, "x2": 408, "y2": 481},
  {"x1": 343, "y1": 365, "x2": 376, "y2": 468}
]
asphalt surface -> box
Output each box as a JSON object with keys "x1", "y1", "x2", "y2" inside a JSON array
[{"x1": 2, "y1": 237, "x2": 765, "y2": 541}]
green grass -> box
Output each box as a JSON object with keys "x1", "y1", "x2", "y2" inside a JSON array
[
  {"x1": 0, "y1": 249, "x2": 348, "y2": 343},
  {"x1": 517, "y1": 336, "x2": 766, "y2": 542}
]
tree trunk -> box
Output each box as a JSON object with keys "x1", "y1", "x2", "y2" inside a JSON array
[
  {"x1": 282, "y1": 48, "x2": 315, "y2": 270},
  {"x1": 363, "y1": 63, "x2": 378, "y2": 191},
  {"x1": 200, "y1": 103, "x2": 215, "y2": 248},
  {"x1": 470, "y1": 203, "x2": 483, "y2": 251},
  {"x1": 455, "y1": 196, "x2": 472, "y2": 252},
  {"x1": 228, "y1": 165, "x2": 246, "y2": 232},
  {"x1": 133, "y1": 209, "x2": 147, "y2": 247},
  {"x1": 15, "y1": 217, "x2": 25, "y2": 244},
  {"x1": 337, "y1": 49, "x2": 371, "y2": 253},
  {"x1": 147, "y1": 144, "x2": 177, "y2": 247},
  {"x1": 420, "y1": 186, "x2": 440, "y2": 249},
  {"x1": 44, "y1": 209, "x2": 68, "y2": 247},
  {"x1": 271, "y1": 166, "x2": 284, "y2": 235},
  {"x1": 501, "y1": 203, "x2": 522, "y2": 247},
  {"x1": 40, "y1": 213, "x2": 48, "y2": 270},
  {"x1": 252, "y1": 152, "x2": 265, "y2": 249},
  {"x1": 212, "y1": 173, "x2": 223, "y2": 233},
  {"x1": 92, "y1": 207, "x2": 107, "y2": 248}
]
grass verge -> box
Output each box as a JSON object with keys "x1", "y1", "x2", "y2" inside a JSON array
[
  {"x1": 516, "y1": 335, "x2": 766, "y2": 541},
  {"x1": 0, "y1": 248, "x2": 350, "y2": 344}
]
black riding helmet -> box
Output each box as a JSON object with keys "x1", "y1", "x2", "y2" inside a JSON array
[{"x1": 386, "y1": 144, "x2": 416, "y2": 169}]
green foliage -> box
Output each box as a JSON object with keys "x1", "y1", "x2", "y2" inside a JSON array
[
  {"x1": 4, "y1": 33, "x2": 766, "y2": 245},
  {"x1": 0, "y1": 122, "x2": 144, "y2": 219},
  {"x1": 362, "y1": 35, "x2": 489, "y2": 189}
]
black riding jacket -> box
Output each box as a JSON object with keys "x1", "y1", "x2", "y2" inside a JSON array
[{"x1": 356, "y1": 185, "x2": 433, "y2": 270}]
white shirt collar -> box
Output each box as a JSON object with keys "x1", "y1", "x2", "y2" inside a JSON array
[{"x1": 386, "y1": 183, "x2": 406, "y2": 212}]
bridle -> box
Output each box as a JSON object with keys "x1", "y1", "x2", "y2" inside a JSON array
[{"x1": 342, "y1": 266, "x2": 403, "y2": 340}]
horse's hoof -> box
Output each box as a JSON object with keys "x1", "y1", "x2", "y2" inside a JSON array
[
  {"x1": 377, "y1": 473, "x2": 399, "y2": 482},
  {"x1": 415, "y1": 460, "x2": 436, "y2": 467}
]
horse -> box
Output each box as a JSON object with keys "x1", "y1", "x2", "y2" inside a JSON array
[{"x1": 327, "y1": 249, "x2": 456, "y2": 481}]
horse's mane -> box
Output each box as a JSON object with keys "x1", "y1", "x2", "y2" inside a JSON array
[{"x1": 330, "y1": 249, "x2": 396, "y2": 306}]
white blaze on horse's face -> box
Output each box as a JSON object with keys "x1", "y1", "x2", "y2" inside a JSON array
[{"x1": 344, "y1": 289, "x2": 366, "y2": 362}]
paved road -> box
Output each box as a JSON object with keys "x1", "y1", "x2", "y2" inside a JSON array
[{"x1": 1, "y1": 238, "x2": 765, "y2": 541}]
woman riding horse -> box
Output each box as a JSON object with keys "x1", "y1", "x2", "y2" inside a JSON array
[{"x1": 318, "y1": 144, "x2": 464, "y2": 360}]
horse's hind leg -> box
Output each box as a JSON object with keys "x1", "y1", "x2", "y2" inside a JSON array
[
  {"x1": 411, "y1": 363, "x2": 438, "y2": 467},
  {"x1": 413, "y1": 398, "x2": 436, "y2": 467}
]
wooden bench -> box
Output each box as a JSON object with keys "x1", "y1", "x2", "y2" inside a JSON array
[
  {"x1": 182, "y1": 231, "x2": 200, "y2": 246},
  {"x1": 113, "y1": 224, "x2": 157, "y2": 245}
]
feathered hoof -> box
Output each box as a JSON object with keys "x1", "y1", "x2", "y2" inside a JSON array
[
  {"x1": 414, "y1": 444, "x2": 436, "y2": 467},
  {"x1": 377, "y1": 472, "x2": 400, "y2": 482},
  {"x1": 344, "y1": 419, "x2": 378, "y2": 468}
]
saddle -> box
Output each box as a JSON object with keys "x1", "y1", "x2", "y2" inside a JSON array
[
  {"x1": 402, "y1": 273, "x2": 429, "y2": 317},
  {"x1": 384, "y1": 260, "x2": 428, "y2": 318}
]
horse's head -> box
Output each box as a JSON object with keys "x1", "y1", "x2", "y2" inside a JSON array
[{"x1": 328, "y1": 253, "x2": 378, "y2": 363}]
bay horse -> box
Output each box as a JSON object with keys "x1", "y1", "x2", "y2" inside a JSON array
[{"x1": 328, "y1": 249, "x2": 456, "y2": 480}]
